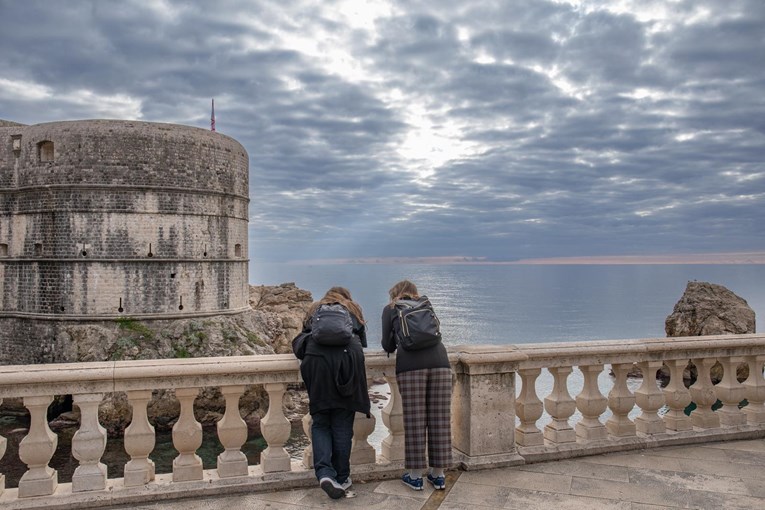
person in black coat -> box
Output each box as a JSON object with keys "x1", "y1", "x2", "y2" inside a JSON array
[{"x1": 293, "y1": 287, "x2": 370, "y2": 499}]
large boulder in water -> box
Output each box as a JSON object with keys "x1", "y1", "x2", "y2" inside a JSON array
[
  {"x1": 665, "y1": 281, "x2": 755, "y2": 336},
  {"x1": 664, "y1": 281, "x2": 755, "y2": 386}
]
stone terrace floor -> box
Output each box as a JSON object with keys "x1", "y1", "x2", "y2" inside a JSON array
[{"x1": 114, "y1": 439, "x2": 765, "y2": 510}]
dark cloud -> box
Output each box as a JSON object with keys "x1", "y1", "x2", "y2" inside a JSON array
[{"x1": 1, "y1": 0, "x2": 763, "y2": 262}]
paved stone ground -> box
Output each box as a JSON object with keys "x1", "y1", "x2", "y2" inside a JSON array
[{"x1": 117, "y1": 439, "x2": 765, "y2": 509}]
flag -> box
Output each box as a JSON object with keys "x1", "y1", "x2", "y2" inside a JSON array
[{"x1": 211, "y1": 98, "x2": 216, "y2": 132}]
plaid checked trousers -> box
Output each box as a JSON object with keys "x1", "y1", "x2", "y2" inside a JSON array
[{"x1": 397, "y1": 367, "x2": 453, "y2": 470}]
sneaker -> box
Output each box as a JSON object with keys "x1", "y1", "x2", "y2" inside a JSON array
[
  {"x1": 319, "y1": 477, "x2": 346, "y2": 499},
  {"x1": 427, "y1": 473, "x2": 446, "y2": 490},
  {"x1": 339, "y1": 477, "x2": 353, "y2": 490},
  {"x1": 401, "y1": 473, "x2": 423, "y2": 491}
]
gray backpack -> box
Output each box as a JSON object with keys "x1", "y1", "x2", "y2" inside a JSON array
[{"x1": 310, "y1": 303, "x2": 354, "y2": 346}]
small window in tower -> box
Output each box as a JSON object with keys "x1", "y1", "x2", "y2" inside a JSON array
[
  {"x1": 34, "y1": 243, "x2": 43, "y2": 256},
  {"x1": 235, "y1": 244, "x2": 242, "y2": 257},
  {"x1": 12, "y1": 135, "x2": 22, "y2": 155},
  {"x1": 38, "y1": 141, "x2": 54, "y2": 162},
  {"x1": 0, "y1": 243, "x2": 8, "y2": 257}
]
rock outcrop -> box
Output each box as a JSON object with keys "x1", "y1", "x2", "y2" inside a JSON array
[
  {"x1": 665, "y1": 281, "x2": 756, "y2": 337},
  {"x1": 662, "y1": 281, "x2": 756, "y2": 386},
  {"x1": 249, "y1": 282, "x2": 313, "y2": 354}
]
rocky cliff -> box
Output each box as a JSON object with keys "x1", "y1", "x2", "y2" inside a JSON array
[{"x1": 249, "y1": 282, "x2": 313, "y2": 354}]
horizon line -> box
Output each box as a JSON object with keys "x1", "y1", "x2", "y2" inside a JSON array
[{"x1": 259, "y1": 251, "x2": 765, "y2": 266}]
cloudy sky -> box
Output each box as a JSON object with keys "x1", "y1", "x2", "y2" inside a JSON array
[{"x1": 1, "y1": 0, "x2": 763, "y2": 263}]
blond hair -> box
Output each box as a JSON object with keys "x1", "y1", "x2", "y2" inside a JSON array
[{"x1": 388, "y1": 280, "x2": 419, "y2": 307}]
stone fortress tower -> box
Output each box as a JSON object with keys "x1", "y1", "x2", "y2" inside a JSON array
[{"x1": 0, "y1": 118, "x2": 250, "y2": 363}]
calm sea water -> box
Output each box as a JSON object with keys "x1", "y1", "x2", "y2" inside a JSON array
[{"x1": 251, "y1": 263, "x2": 764, "y2": 346}]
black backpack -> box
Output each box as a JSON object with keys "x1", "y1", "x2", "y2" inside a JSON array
[
  {"x1": 310, "y1": 303, "x2": 354, "y2": 346},
  {"x1": 394, "y1": 296, "x2": 442, "y2": 351}
]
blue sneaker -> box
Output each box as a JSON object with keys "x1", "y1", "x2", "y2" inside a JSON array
[
  {"x1": 427, "y1": 473, "x2": 446, "y2": 490},
  {"x1": 401, "y1": 473, "x2": 423, "y2": 491}
]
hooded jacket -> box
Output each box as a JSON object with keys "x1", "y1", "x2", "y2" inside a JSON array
[{"x1": 293, "y1": 313, "x2": 371, "y2": 417}]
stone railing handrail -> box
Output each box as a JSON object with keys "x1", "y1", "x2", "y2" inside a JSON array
[
  {"x1": 512, "y1": 333, "x2": 765, "y2": 368},
  {"x1": 0, "y1": 334, "x2": 764, "y2": 509},
  {"x1": 0, "y1": 355, "x2": 304, "y2": 397}
]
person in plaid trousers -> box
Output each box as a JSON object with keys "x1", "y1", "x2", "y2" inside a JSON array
[{"x1": 381, "y1": 280, "x2": 452, "y2": 491}]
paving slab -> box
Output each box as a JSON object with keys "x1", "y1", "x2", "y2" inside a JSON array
[
  {"x1": 518, "y1": 459, "x2": 631, "y2": 483},
  {"x1": 438, "y1": 481, "x2": 513, "y2": 508},
  {"x1": 627, "y1": 466, "x2": 751, "y2": 496},
  {"x1": 675, "y1": 456, "x2": 765, "y2": 481},
  {"x1": 459, "y1": 466, "x2": 573, "y2": 493},
  {"x1": 585, "y1": 451, "x2": 684, "y2": 471},
  {"x1": 630, "y1": 504, "x2": 683, "y2": 510},
  {"x1": 570, "y1": 476, "x2": 694, "y2": 507}
]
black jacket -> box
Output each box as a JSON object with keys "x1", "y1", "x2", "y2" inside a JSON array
[
  {"x1": 293, "y1": 314, "x2": 371, "y2": 417},
  {"x1": 381, "y1": 304, "x2": 450, "y2": 374}
]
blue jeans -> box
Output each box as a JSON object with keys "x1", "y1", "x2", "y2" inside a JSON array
[{"x1": 311, "y1": 408, "x2": 355, "y2": 483}]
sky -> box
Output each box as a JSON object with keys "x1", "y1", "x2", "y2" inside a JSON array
[{"x1": 1, "y1": 0, "x2": 764, "y2": 263}]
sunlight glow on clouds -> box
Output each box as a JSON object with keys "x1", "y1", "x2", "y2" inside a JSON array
[{"x1": 1, "y1": 0, "x2": 763, "y2": 262}]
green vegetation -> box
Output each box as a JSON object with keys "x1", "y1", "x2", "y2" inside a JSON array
[
  {"x1": 110, "y1": 317, "x2": 157, "y2": 360},
  {"x1": 247, "y1": 332, "x2": 268, "y2": 348},
  {"x1": 115, "y1": 317, "x2": 155, "y2": 340},
  {"x1": 170, "y1": 321, "x2": 208, "y2": 358},
  {"x1": 172, "y1": 345, "x2": 191, "y2": 358}
]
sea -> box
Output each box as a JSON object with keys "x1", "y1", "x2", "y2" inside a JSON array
[{"x1": 250, "y1": 263, "x2": 765, "y2": 346}]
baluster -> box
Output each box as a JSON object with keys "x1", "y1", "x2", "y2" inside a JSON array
[
  {"x1": 575, "y1": 365, "x2": 608, "y2": 441},
  {"x1": 124, "y1": 390, "x2": 156, "y2": 486},
  {"x1": 606, "y1": 363, "x2": 636, "y2": 437},
  {"x1": 260, "y1": 383, "x2": 291, "y2": 473},
  {"x1": 350, "y1": 411, "x2": 376, "y2": 465},
  {"x1": 72, "y1": 393, "x2": 107, "y2": 492},
  {"x1": 634, "y1": 361, "x2": 666, "y2": 435},
  {"x1": 172, "y1": 387, "x2": 203, "y2": 482},
  {"x1": 663, "y1": 360, "x2": 692, "y2": 431},
  {"x1": 515, "y1": 368, "x2": 544, "y2": 446},
  {"x1": 301, "y1": 413, "x2": 313, "y2": 469},
  {"x1": 716, "y1": 356, "x2": 747, "y2": 426},
  {"x1": 743, "y1": 355, "x2": 765, "y2": 424},
  {"x1": 18, "y1": 395, "x2": 58, "y2": 498},
  {"x1": 381, "y1": 374, "x2": 405, "y2": 462},
  {"x1": 0, "y1": 398, "x2": 5, "y2": 495},
  {"x1": 689, "y1": 357, "x2": 720, "y2": 429},
  {"x1": 217, "y1": 385, "x2": 248, "y2": 478},
  {"x1": 543, "y1": 366, "x2": 576, "y2": 443}
]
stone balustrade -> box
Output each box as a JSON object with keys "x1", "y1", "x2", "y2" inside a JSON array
[{"x1": 0, "y1": 334, "x2": 763, "y2": 509}]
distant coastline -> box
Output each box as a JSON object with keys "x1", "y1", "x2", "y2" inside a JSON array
[{"x1": 280, "y1": 251, "x2": 765, "y2": 265}]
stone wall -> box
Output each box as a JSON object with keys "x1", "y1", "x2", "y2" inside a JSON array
[{"x1": 0, "y1": 119, "x2": 250, "y2": 364}]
